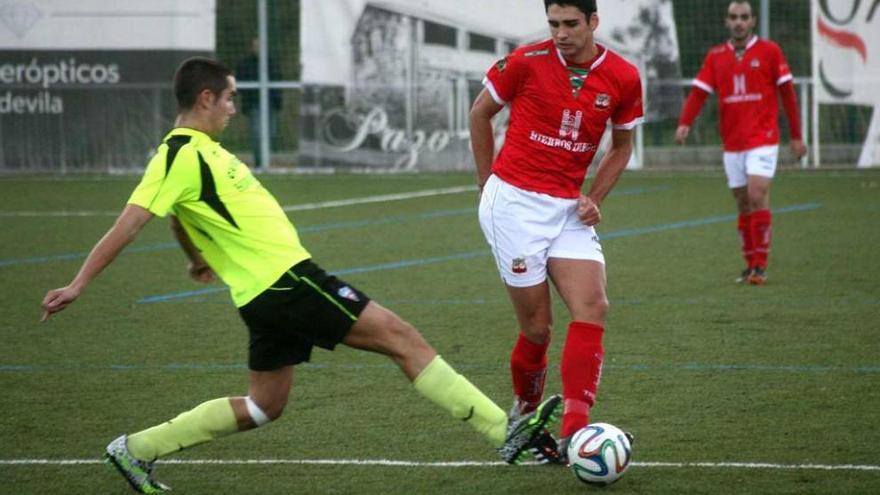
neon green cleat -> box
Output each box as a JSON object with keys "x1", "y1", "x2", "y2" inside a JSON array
[
  {"x1": 104, "y1": 435, "x2": 171, "y2": 493},
  {"x1": 497, "y1": 394, "x2": 563, "y2": 464}
]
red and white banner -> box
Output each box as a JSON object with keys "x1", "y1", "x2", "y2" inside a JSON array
[{"x1": 812, "y1": 0, "x2": 880, "y2": 166}]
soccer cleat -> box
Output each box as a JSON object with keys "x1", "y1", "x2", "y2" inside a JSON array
[
  {"x1": 735, "y1": 267, "x2": 753, "y2": 284},
  {"x1": 529, "y1": 430, "x2": 567, "y2": 465},
  {"x1": 747, "y1": 266, "x2": 767, "y2": 285},
  {"x1": 104, "y1": 435, "x2": 171, "y2": 493},
  {"x1": 497, "y1": 394, "x2": 562, "y2": 464},
  {"x1": 508, "y1": 398, "x2": 536, "y2": 423}
]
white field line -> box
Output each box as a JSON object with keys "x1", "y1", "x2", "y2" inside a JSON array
[
  {"x1": 1, "y1": 458, "x2": 878, "y2": 471},
  {"x1": 280, "y1": 185, "x2": 475, "y2": 212},
  {"x1": 0, "y1": 185, "x2": 476, "y2": 217}
]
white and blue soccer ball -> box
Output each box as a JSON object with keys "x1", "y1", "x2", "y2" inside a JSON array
[{"x1": 567, "y1": 423, "x2": 633, "y2": 486}]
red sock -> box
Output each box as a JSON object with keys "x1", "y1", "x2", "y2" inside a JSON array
[
  {"x1": 750, "y1": 209, "x2": 772, "y2": 269},
  {"x1": 510, "y1": 332, "x2": 549, "y2": 415},
  {"x1": 560, "y1": 321, "x2": 604, "y2": 438},
  {"x1": 737, "y1": 212, "x2": 754, "y2": 268}
]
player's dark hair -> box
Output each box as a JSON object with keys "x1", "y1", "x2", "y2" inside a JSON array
[
  {"x1": 173, "y1": 57, "x2": 232, "y2": 110},
  {"x1": 544, "y1": 0, "x2": 597, "y2": 16}
]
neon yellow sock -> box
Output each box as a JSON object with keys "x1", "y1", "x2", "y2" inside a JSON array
[
  {"x1": 127, "y1": 397, "x2": 238, "y2": 460},
  {"x1": 413, "y1": 356, "x2": 508, "y2": 447}
]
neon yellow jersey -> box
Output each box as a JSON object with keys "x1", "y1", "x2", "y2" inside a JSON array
[{"x1": 128, "y1": 128, "x2": 311, "y2": 306}]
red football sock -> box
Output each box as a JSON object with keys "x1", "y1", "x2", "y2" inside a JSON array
[
  {"x1": 560, "y1": 321, "x2": 604, "y2": 438},
  {"x1": 750, "y1": 209, "x2": 772, "y2": 269},
  {"x1": 737, "y1": 212, "x2": 754, "y2": 268},
  {"x1": 510, "y1": 332, "x2": 549, "y2": 415}
]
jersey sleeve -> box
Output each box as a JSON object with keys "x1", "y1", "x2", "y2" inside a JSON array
[
  {"x1": 482, "y1": 53, "x2": 528, "y2": 105},
  {"x1": 693, "y1": 51, "x2": 716, "y2": 94},
  {"x1": 611, "y1": 70, "x2": 644, "y2": 130},
  {"x1": 773, "y1": 44, "x2": 793, "y2": 86},
  {"x1": 127, "y1": 145, "x2": 199, "y2": 217}
]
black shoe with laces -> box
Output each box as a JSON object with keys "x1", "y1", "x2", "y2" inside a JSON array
[{"x1": 530, "y1": 430, "x2": 567, "y2": 465}]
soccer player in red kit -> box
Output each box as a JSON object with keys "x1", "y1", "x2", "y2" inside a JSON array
[
  {"x1": 676, "y1": 1, "x2": 807, "y2": 285},
  {"x1": 470, "y1": 0, "x2": 643, "y2": 462}
]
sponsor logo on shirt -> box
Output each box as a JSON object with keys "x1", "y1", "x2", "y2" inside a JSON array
[
  {"x1": 512, "y1": 258, "x2": 528, "y2": 274},
  {"x1": 559, "y1": 109, "x2": 583, "y2": 140},
  {"x1": 724, "y1": 73, "x2": 762, "y2": 103},
  {"x1": 529, "y1": 131, "x2": 597, "y2": 152}
]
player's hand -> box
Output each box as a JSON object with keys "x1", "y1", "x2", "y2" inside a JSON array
[
  {"x1": 674, "y1": 125, "x2": 690, "y2": 145},
  {"x1": 577, "y1": 195, "x2": 601, "y2": 226},
  {"x1": 40, "y1": 286, "x2": 81, "y2": 322},
  {"x1": 790, "y1": 139, "x2": 807, "y2": 160},
  {"x1": 188, "y1": 261, "x2": 216, "y2": 283}
]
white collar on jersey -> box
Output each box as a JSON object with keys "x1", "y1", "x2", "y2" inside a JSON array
[
  {"x1": 555, "y1": 42, "x2": 609, "y2": 71},
  {"x1": 727, "y1": 34, "x2": 759, "y2": 52}
]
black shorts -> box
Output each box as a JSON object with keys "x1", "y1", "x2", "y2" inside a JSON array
[{"x1": 238, "y1": 259, "x2": 371, "y2": 371}]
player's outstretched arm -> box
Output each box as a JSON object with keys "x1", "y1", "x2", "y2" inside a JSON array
[
  {"x1": 580, "y1": 128, "x2": 634, "y2": 226},
  {"x1": 41, "y1": 204, "x2": 153, "y2": 321},
  {"x1": 170, "y1": 216, "x2": 215, "y2": 283}
]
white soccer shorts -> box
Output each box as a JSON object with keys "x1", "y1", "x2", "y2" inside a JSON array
[
  {"x1": 723, "y1": 144, "x2": 779, "y2": 188},
  {"x1": 478, "y1": 174, "x2": 605, "y2": 288}
]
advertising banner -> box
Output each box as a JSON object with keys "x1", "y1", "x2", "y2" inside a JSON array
[
  {"x1": 0, "y1": 0, "x2": 215, "y2": 171},
  {"x1": 300, "y1": 0, "x2": 680, "y2": 171},
  {"x1": 812, "y1": 0, "x2": 880, "y2": 166}
]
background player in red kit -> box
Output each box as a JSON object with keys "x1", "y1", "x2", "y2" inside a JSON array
[
  {"x1": 469, "y1": 0, "x2": 643, "y2": 461},
  {"x1": 675, "y1": 0, "x2": 807, "y2": 285}
]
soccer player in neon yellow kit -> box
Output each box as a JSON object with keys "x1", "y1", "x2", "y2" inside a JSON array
[{"x1": 41, "y1": 57, "x2": 560, "y2": 493}]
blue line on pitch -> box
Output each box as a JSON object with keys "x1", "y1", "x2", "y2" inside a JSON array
[
  {"x1": 136, "y1": 202, "x2": 821, "y2": 304},
  {"x1": 1, "y1": 361, "x2": 877, "y2": 374},
  {"x1": 602, "y1": 203, "x2": 820, "y2": 239},
  {"x1": 0, "y1": 242, "x2": 178, "y2": 268},
  {"x1": 0, "y1": 185, "x2": 668, "y2": 269},
  {"x1": 135, "y1": 250, "x2": 490, "y2": 304}
]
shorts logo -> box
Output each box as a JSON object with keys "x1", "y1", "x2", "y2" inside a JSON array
[
  {"x1": 511, "y1": 258, "x2": 528, "y2": 274},
  {"x1": 595, "y1": 93, "x2": 610, "y2": 108},
  {"x1": 337, "y1": 286, "x2": 360, "y2": 302}
]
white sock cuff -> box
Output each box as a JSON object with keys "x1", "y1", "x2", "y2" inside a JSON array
[{"x1": 245, "y1": 396, "x2": 271, "y2": 426}]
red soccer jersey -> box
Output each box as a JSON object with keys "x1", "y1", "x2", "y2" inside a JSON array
[
  {"x1": 483, "y1": 39, "x2": 643, "y2": 198},
  {"x1": 692, "y1": 36, "x2": 793, "y2": 152}
]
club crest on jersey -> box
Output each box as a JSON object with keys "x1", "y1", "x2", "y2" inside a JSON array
[
  {"x1": 558, "y1": 109, "x2": 583, "y2": 140},
  {"x1": 337, "y1": 286, "x2": 360, "y2": 302},
  {"x1": 750, "y1": 58, "x2": 761, "y2": 68},
  {"x1": 511, "y1": 258, "x2": 528, "y2": 274},
  {"x1": 595, "y1": 93, "x2": 610, "y2": 108},
  {"x1": 495, "y1": 57, "x2": 508, "y2": 72}
]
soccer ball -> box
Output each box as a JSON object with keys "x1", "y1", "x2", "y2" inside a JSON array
[{"x1": 567, "y1": 423, "x2": 633, "y2": 486}]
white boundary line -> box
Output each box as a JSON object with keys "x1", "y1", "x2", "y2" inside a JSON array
[
  {"x1": 0, "y1": 185, "x2": 476, "y2": 217},
  {"x1": 1, "y1": 458, "x2": 878, "y2": 471},
  {"x1": 281, "y1": 185, "x2": 475, "y2": 212}
]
